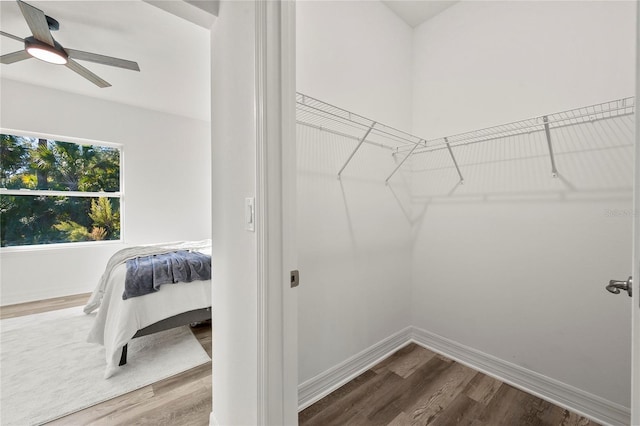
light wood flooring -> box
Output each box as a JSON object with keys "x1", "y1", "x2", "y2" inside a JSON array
[
  {"x1": 299, "y1": 343, "x2": 600, "y2": 426},
  {"x1": 1, "y1": 294, "x2": 212, "y2": 426},
  {"x1": 3, "y1": 296, "x2": 600, "y2": 426}
]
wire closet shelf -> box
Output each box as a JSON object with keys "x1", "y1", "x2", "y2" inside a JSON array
[{"x1": 295, "y1": 93, "x2": 635, "y2": 183}]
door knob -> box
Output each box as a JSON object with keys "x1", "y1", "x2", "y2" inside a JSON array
[{"x1": 606, "y1": 276, "x2": 632, "y2": 297}]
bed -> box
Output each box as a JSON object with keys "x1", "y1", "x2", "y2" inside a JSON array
[{"x1": 84, "y1": 240, "x2": 212, "y2": 378}]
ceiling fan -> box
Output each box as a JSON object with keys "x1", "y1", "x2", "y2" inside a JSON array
[{"x1": 0, "y1": 0, "x2": 140, "y2": 88}]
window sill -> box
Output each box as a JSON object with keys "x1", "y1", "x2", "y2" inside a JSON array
[{"x1": 1, "y1": 239, "x2": 123, "y2": 255}]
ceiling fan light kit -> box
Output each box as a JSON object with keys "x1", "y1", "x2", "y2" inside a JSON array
[
  {"x1": 1, "y1": 0, "x2": 140, "y2": 88},
  {"x1": 25, "y1": 36, "x2": 67, "y2": 65}
]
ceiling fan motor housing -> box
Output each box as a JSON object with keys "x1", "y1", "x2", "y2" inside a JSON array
[{"x1": 45, "y1": 15, "x2": 59, "y2": 31}]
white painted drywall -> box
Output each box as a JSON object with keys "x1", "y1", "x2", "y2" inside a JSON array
[
  {"x1": 411, "y1": 1, "x2": 635, "y2": 407},
  {"x1": 210, "y1": 1, "x2": 258, "y2": 424},
  {"x1": 296, "y1": 0, "x2": 414, "y2": 384},
  {"x1": 411, "y1": 1, "x2": 636, "y2": 139},
  {"x1": 0, "y1": 79, "x2": 211, "y2": 305},
  {"x1": 297, "y1": 0, "x2": 413, "y2": 131}
]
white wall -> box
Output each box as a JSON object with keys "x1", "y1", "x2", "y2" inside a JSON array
[
  {"x1": 412, "y1": 1, "x2": 636, "y2": 139},
  {"x1": 410, "y1": 1, "x2": 635, "y2": 408},
  {"x1": 296, "y1": 0, "x2": 414, "y2": 384},
  {"x1": 297, "y1": 0, "x2": 413, "y2": 130},
  {"x1": 0, "y1": 79, "x2": 211, "y2": 305},
  {"x1": 210, "y1": 1, "x2": 258, "y2": 424}
]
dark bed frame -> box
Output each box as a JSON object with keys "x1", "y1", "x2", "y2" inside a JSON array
[{"x1": 118, "y1": 306, "x2": 212, "y2": 366}]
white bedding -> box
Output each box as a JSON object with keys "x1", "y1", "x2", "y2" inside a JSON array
[{"x1": 86, "y1": 242, "x2": 212, "y2": 378}]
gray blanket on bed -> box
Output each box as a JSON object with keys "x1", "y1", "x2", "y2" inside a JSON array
[{"x1": 123, "y1": 250, "x2": 211, "y2": 300}]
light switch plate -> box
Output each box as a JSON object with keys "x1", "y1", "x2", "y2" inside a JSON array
[{"x1": 245, "y1": 197, "x2": 255, "y2": 232}]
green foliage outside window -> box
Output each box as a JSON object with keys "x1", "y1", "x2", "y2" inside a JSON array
[{"x1": 0, "y1": 133, "x2": 121, "y2": 247}]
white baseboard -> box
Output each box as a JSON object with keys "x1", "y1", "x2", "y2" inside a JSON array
[
  {"x1": 410, "y1": 326, "x2": 630, "y2": 426},
  {"x1": 297, "y1": 326, "x2": 413, "y2": 411},
  {"x1": 0, "y1": 285, "x2": 89, "y2": 306},
  {"x1": 296, "y1": 325, "x2": 630, "y2": 426},
  {"x1": 209, "y1": 411, "x2": 218, "y2": 426}
]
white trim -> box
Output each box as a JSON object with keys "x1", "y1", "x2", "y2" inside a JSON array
[
  {"x1": 410, "y1": 327, "x2": 631, "y2": 426},
  {"x1": 297, "y1": 326, "x2": 630, "y2": 426},
  {"x1": 0, "y1": 128, "x2": 123, "y2": 150},
  {"x1": 0, "y1": 284, "x2": 92, "y2": 307},
  {"x1": 297, "y1": 327, "x2": 413, "y2": 411},
  {"x1": 254, "y1": 0, "x2": 268, "y2": 422},
  {"x1": 209, "y1": 411, "x2": 219, "y2": 426},
  {"x1": 1, "y1": 189, "x2": 122, "y2": 198},
  {"x1": 255, "y1": 1, "x2": 297, "y2": 424},
  {"x1": 631, "y1": 2, "x2": 640, "y2": 424},
  {"x1": 0, "y1": 239, "x2": 121, "y2": 254},
  {"x1": 214, "y1": 1, "x2": 292, "y2": 423},
  {"x1": 280, "y1": 1, "x2": 299, "y2": 425}
]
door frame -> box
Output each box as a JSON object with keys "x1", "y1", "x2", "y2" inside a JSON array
[
  {"x1": 252, "y1": 1, "x2": 640, "y2": 423},
  {"x1": 255, "y1": 1, "x2": 298, "y2": 424},
  {"x1": 254, "y1": 2, "x2": 640, "y2": 424},
  {"x1": 631, "y1": 1, "x2": 640, "y2": 423}
]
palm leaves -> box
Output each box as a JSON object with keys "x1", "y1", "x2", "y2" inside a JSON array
[
  {"x1": 53, "y1": 198, "x2": 120, "y2": 242},
  {"x1": 30, "y1": 140, "x2": 119, "y2": 191},
  {"x1": 1, "y1": 134, "x2": 121, "y2": 246},
  {"x1": 0, "y1": 134, "x2": 29, "y2": 188}
]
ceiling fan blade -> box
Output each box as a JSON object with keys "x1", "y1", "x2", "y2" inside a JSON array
[
  {"x1": 1, "y1": 50, "x2": 32, "y2": 64},
  {"x1": 65, "y1": 59, "x2": 111, "y2": 88},
  {"x1": 0, "y1": 31, "x2": 24, "y2": 43},
  {"x1": 17, "y1": 0, "x2": 55, "y2": 46},
  {"x1": 66, "y1": 49, "x2": 140, "y2": 71}
]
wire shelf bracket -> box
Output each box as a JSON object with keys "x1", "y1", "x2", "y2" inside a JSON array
[
  {"x1": 338, "y1": 122, "x2": 376, "y2": 178},
  {"x1": 385, "y1": 140, "x2": 421, "y2": 184},
  {"x1": 296, "y1": 92, "x2": 426, "y2": 181},
  {"x1": 445, "y1": 137, "x2": 464, "y2": 184},
  {"x1": 542, "y1": 115, "x2": 559, "y2": 178}
]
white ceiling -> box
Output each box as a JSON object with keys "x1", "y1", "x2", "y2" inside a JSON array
[
  {"x1": 0, "y1": 0, "x2": 211, "y2": 122},
  {"x1": 0, "y1": 0, "x2": 453, "y2": 122},
  {"x1": 382, "y1": 1, "x2": 458, "y2": 28}
]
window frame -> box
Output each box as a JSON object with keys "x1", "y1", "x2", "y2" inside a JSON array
[{"x1": 0, "y1": 128, "x2": 124, "y2": 251}]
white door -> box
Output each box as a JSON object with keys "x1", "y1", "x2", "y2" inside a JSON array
[{"x1": 631, "y1": 2, "x2": 640, "y2": 423}]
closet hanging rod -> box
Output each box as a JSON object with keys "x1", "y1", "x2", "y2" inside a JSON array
[
  {"x1": 297, "y1": 93, "x2": 419, "y2": 142},
  {"x1": 296, "y1": 92, "x2": 426, "y2": 150},
  {"x1": 296, "y1": 93, "x2": 634, "y2": 183},
  {"x1": 407, "y1": 111, "x2": 634, "y2": 156},
  {"x1": 296, "y1": 121, "x2": 396, "y2": 151},
  {"x1": 401, "y1": 97, "x2": 634, "y2": 155},
  {"x1": 297, "y1": 104, "x2": 415, "y2": 147},
  {"x1": 297, "y1": 102, "x2": 423, "y2": 149}
]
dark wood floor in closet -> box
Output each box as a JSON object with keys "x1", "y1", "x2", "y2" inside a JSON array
[
  {"x1": 1, "y1": 294, "x2": 212, "y2": 426},
  {"x1": 299, "y1": 343, "x2": 600, "y2": 426},
  {"x1": 3, "y1": 296, "x2": 599, "y2": 426}
]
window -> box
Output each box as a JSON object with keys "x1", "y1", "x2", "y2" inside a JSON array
[{"x1": 0, "y1": 131, "x2": 122, "y2": 248}]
